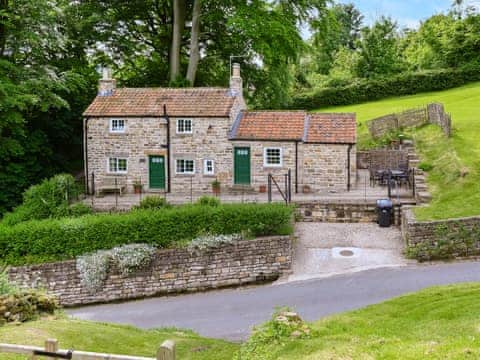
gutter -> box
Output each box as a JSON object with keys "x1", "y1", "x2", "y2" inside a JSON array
[
  {"x1": 347, "y1": 144, "x2": 352, "y2": 191},
  {"x1": 163, "y1": 105, "x2": 171, "y2": 193},
  {"x1": 83, "y1": 117, "x2": 89, "y2": 194},
  {"x1": 295, "y1": 141, "x2": 299, "y2": 194}
]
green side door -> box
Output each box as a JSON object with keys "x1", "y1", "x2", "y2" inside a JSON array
[
  {"x1": 234, "y1": 147, "x2": 251, "y2": 185},
  {"x1": 149, "y1": 155, "x2": 166, "y2": 189}
]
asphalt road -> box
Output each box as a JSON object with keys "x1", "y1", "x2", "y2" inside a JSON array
[{"x1": 68, "y1": 261, "x2": 480, "y2": 341}]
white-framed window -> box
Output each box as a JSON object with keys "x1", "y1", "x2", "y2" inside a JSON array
[
  {"x1": 204, "y1": 159, "x2": 215, "y2": 175},
  {"x1": 110, "y1": 119, "x2": 125, "y2": 133},
  {"x1": 108, "y1": 157, "x2": 128, "y2": 173},
  {"x1": 176, "y1": 119, "x2": 193, "y2": 134},
  {"x1": 263, "y1": 147, "x2": 282, "y2": 167},
  {"x1": 176, "y1": 159, "x2": 195, "y2": 174}
]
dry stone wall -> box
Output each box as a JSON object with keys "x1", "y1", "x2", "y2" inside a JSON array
[
  {"x1": 9, "y1": 236, "x2": 293, "y2": 307},
  {"x1": 367, "y1": 103, "x2": 451, "y2": 138},
  {"x1": 402, "y1": 208, "x2": 480, "y2": 261}
]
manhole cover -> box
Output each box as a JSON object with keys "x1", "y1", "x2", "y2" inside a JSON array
[{"x1": 339, "y1": 250, "x2": 354, "y2": 257}]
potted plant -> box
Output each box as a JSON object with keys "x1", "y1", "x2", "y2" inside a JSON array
[
  {"x1": 211, "y1": 179, "x2": 221, "y2": 196},
  {"x1": 259, "y1": 185, "x2": 267, "y2": 193},
  {"x1": 133, "y1": 179, "x2": 143, "y2": 194}
]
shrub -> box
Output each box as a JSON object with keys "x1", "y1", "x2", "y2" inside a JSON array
[
  {"x1": 0, "y1": 290, "x2": 58, "y2": 323},
  {"x1": 77, "y1": 244, "x2": 157, "y2": 292},
  {"x1": 2, "y1": 174, "x2": 83, "y2": 226},
  {"x1": 290, "y1": 66, "x2": 480, "y2": 110},
  {"x1": 67, "y1": 203, "x2": 93, "y2": 217},
  {"x1": 76, "y1": 251, "x2": 110, "y2": 292},
  {"x1": 235, "y1": 309, "x2": 315, "y2": 360},
  {"x1": 133, "y1": 196, "x2": 171, "y2": 210},
  {"x1": 0, "y1": 203, "x2": 294, "y2": 265},
  {"x1": 418, "y1": 162, "x2": 434, "y2": 172},
  {"x1": 188, "y1": 233, "x2": 243, "y2": 250},
  {"x1": 110, "y1": 244, "x2": 156, "y2": 276},
  {"x1": 0, "y1": 266, "x2": 17, "y2": 295},
  {"x1": 195, "y1": 196, "x2": 221, "y2": 207}
]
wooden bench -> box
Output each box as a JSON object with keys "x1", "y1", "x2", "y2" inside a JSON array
[{"x1": 96, "y1": 176, "x2": 127, "y2": 196}]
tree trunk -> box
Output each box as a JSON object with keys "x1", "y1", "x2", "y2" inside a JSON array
[
  {"x1": 186, "y1": 0, "x2": 201, "y2": 85},
  {"x1": 170, "y1": 0, "x2": 186, "y2": 82},
  {"x1": 0, "y1": 0, "x2": 8, "y2": 57}
]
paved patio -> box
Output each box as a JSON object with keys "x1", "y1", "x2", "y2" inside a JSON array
[
  {"x1": 84, "y1": 169, "x2": 416, "y2": 211},
  {"x1": 279, "y1": 222, "x2": 412, "y2": 283}
]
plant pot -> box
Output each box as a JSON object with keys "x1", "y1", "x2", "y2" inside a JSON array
[
  {"x1": 212, "y1": 186, "x2": 221, "y2": 196},
  {"x1": 302, "y1": 185, "x2": 311, "y2": 194},
  {"x1": 134, "y1": 186, "x2": 142, "y2": 194},
  {"x1": 259, "y1": 185, "x2": 267, "y2": 193}
]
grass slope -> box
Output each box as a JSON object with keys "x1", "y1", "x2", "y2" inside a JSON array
[
  {"x1": 318, "y1": 82, "x2": 480, "y2": 220},
  {"x1": 241, "y1": 283, "x2": 480, "y2": 359},
  {"x1": 2, "y1": 284, "x2": 480, "y2": 359},
  {"x1": 0, "y1": 316, "x2": 239, "y2": 360}
]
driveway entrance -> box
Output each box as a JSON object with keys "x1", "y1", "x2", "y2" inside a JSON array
[{"x1": 284, "y1": 223, "x2": 410, "y2": 282}]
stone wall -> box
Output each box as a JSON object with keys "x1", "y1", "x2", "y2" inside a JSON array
[
  {"x1": 427, "y1": 103, "x2": 452, "y2": 137},
  {"x1": 87, "y1": 117, "x2": 355, "y2": 195},
  {"x1": 86, "y1": 116, "x2": 168, "y2": 193},
  {"x1": 299, "y1": 143, "x2": 355, "y2": 192},
  {"x1": 366, "y1": 103, "x2": 451, "y2": 138},
  {"x1": 296, "y1": 200, "x2": 400, "y2": 225},
  {"x1": 402, "y1": 208, "x2": 480, "y2": 261},
  {"x1": 228, "y1": 141, "x2": 355, "y2": 193},
  {"x1": 170, "y1": 116, "x2": 234, "y2": 193},
  {"x1": 9, "y1": 236, "x2": 293, "y2": 307}
]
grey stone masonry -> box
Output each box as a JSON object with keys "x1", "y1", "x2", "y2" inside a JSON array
[
  {"x1": 402, "y1": 208, "x2": 480, "y2": 260},
  {"x1": 9, "y1": 236, "x2": 293, "y2": 307}
]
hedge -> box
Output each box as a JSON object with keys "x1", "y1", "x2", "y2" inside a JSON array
[
  {"x1": 290, "y1": 66, "x2": 480, "y2": 110},
  {"x1": 0, "y1": 203, "x2": 294, "y2": 265}
]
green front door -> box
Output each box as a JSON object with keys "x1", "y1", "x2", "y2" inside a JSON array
[
  {"x1": 234, "y1": 147, "x2": 251, "y2": 185},
  {"x1": 149, "y1": 155, "x2": 166, "y2": 189}
]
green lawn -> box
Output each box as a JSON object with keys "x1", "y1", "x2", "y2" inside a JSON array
[
  {"x1": 0, "y1": 316, "x2": 239, "y2": 360},
  {"x1": 239, "y1": 283, "x2": 480, "y2": 359},
  {"x1": 2, "y1": 284, "x2": 480, "y2": 359},
  {"x1": 317, "y1": 82, "x2": 480, "y2": 220}
]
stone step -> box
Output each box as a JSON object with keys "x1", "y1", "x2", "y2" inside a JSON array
[
  {"x1": 409, "y1": 159, "x2": 420, "y2": 167},
  {"x1": 417, "y1": 191, "x2": 432, "y2": 203},
  {"x1": 415, "y1": 184, "x2": 428, "y2": 192},
  {"x1": 228, "y1": 186, "x2": 257, "y2": 195}
]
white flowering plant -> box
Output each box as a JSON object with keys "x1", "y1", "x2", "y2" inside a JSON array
[
  {"x1": 111, "y1": 244, "x2": 157, "y2": 276},
  {"x1": 76, "y1": 250, "x2": 110, "y2": 292},
  {"x1": 188, "y1": 233, "x2": 243, "y2": 251},
  {"x1": 76, "y1": 243, "x2": 157, "y2": 292}
]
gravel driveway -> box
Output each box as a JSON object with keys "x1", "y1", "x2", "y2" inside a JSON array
[{"x1": 284, "y1": 223, "x2": 411, "y2": 282}]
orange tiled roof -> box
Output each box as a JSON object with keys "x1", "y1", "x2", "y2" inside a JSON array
[
  {"x1": 83, "y1": 87, "x2": 236, "y2": 117},
  {"x1": 232, "y1": 111, "x2": 306, "y2": 141},
  {"x1": 305, "y1": 113, "x2": 356, "y2": 144},
  {"x1": 231, "y1": 111, "x2": 356, "y2": 144}
]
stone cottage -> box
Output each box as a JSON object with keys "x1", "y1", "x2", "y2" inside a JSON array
[{"x1": 83, "y1": 64, "x2": 356, "y2": 195}]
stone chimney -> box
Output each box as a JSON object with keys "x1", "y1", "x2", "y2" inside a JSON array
[
  {"x1": 98, "y1": 67, "x2": 116, "y2": 96},
  {"x1": 230, "y1": 63, "x2": 243, "y2": 97}
]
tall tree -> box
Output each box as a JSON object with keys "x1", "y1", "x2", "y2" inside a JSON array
[
  {"x1": 356, "y1": 17, "x2": 403, "y2": 78},
  {"x1": 186, "y1": 0, "x2": 201, "y2": 84},
  {"x1": 170, "y1": 0, "x2": 186, "y2": 82}
]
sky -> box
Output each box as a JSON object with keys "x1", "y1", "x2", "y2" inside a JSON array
[{"x1": 340, "y1": 0, "x2": 480, "y2": 28}]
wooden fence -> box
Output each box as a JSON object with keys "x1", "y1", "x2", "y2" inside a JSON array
[{"x1": 0, "y1": 339, "x2": 176, "y2": 360}]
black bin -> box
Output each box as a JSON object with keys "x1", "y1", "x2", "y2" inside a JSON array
[{"x1": 376, "y1": 199, "x2": 393, "y2": 227}]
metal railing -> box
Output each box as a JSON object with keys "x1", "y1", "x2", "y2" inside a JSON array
[{"x1": 267, "y1": 169, "x2": 292, "y2": 204}]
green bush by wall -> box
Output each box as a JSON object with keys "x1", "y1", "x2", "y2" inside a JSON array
[
  {"x1": 0, "y1": 203, "x2": 294, "y2": 266},
  {"x1": 290, "y1": 66, "x2": 480, "y2": 110}
]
